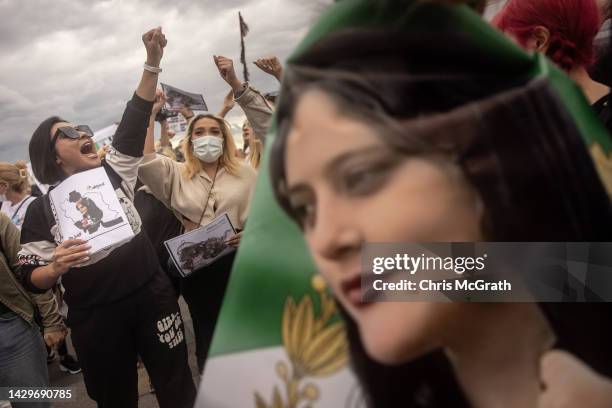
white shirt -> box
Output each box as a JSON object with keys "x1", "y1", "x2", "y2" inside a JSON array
[{"x1": 0, "y1": 195, "x2": 36, "y2": 230}]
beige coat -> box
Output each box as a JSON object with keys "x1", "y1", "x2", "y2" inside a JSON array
[
  {"x1": 138, "y1": 154, "x2": 257, "y2": 229},
  {"x1": 235, "y1": 84, "x2": 274, "y2": 142}
]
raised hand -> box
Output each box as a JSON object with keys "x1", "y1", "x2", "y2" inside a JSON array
[
  {"x1": 152, "y1": 89, "x2": 166, "y2": 115},
  {"x1": 142, "y1": 27, "x2": 167, "y2": 68},
  {"x1": 213, "y1": 55, "x2": 242, "y2": 92},
  {"x1": 222, "y1": 89, "x2": 235, "y2": 111},
  {"x1": 254, "y1": 56, "x2": 283, "y2": 81},
  {"x1": 217, "y1": 89, "x2": 235, "y2": 118}
]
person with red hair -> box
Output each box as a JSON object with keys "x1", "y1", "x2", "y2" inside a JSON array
[{"x1": 494, "y1": 0, "x2": 610, "y2": 108}]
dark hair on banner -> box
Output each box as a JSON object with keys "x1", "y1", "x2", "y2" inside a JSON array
[{"x1": 269, "y1": 27, "x2": 612, "y2": 407}]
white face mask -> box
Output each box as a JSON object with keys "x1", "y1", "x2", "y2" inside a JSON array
[{"x1": 192, "y1": 136, "x2": 224, "y2": 163}]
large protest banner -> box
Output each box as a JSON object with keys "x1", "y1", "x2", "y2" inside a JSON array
[{"x1": 196, "y1": 1, "x2": 612, "y2": 407}]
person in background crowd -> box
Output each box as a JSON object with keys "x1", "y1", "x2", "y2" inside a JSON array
[
  {"x1": 214, "y1": 55, "x2": 275, "y2": 144},
  {"x1": 241, "y1": 120, "x2": 262, "y2": 169},
  {"x1": 18, "y1": 27, "x2": 196, "y2": 408},
  {"x1": 591, "y1": 0, "x2": 612, "y2": 86},
  {"x1": 268, "y1": 3, "x2": 612, "y2": 405},
  {"x1": 0, "y1": 161, "x2": 80, "y2": 373},
  {"x1": 154, "y1": 118, "x2": 177, "y2": 161},
  {"x1": 0, "y1": 161, "x2": 37, "y2": 230},
  {"x1": 493, "y1": 0, "x2": 612, "y2": 134},
  {"x1": 139, "y1": 90, "x2": 257, "y2": 372},
  {"x1": 1, "y1": 212, "x2": 66, "y2": 408}
]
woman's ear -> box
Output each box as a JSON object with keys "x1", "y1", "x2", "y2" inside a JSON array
[{"x1": 526, "y1": 26, "x2": 551, "y2": 53}]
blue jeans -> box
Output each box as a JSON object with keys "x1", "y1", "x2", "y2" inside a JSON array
[{"x1": 0, "y1": 314, "x2": 50, "y2": 408}]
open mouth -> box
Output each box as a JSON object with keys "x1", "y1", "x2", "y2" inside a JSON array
[{"x1": 80, "y1": 140, "x2": 97, "y2": 158}]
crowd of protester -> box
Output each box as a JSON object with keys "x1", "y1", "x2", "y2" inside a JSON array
[{"x1": 1, "y1": 0, "x2": 612, "y2": 407}]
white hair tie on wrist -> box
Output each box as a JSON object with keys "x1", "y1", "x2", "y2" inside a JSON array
[{"x1": 143, "y1": 63, "x2": 162, "y2": 74}]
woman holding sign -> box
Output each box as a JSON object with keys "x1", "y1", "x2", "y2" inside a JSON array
[
  {"x1": 139, "y1": 93, "x2": 256, "y2": 372},
  {"x1": 18, "y1": 28, "x2": 195, "y2": 408}
]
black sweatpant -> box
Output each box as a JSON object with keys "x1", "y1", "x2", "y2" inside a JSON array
[
  {"x1": 181, "y1": 251, "x2": 235, "y2": 373},
  {"x1": 67, "y1": 270, "x2": 196, "y2": 408}
]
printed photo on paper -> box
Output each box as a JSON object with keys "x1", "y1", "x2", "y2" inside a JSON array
[
  {"x1": 49, "y1": 167, "x2": 134, "y2": 254},
  {"x1": 165, "y1": 213, "x2": 236, "y2": 277}
]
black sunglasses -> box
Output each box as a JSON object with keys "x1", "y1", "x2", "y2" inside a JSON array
[{"x1": 51, "y1": 125, "x2": 94, "y2": 149}]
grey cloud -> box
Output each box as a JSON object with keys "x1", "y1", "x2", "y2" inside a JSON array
[{"x1": 0, "y1": 0, "x2": 328, "y2": 162}]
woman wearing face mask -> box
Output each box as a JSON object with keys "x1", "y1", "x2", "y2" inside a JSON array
[
  {"x1": 0, "y1": 161, "x2": 36, "y2": 230},
  {"x1": 268, "y1": 1, "x2": 612, "y2": 407},
  {"x1": 139, "y1": 92, "x2": 257, "y2": 372},
  {"x1": 17, "y1": 28, "x2": 196, "y2": 408}
]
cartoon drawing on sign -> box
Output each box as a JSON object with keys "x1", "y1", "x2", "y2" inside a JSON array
[{"x1": 64, "y1": 190, "x2": 124, "y2": 234}]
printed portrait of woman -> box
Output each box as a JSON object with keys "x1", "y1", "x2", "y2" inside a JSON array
[
  {"x1": 268, "y1": 3, "x2": 612, "y2": 407},
  {"x1": 68, "y1": 190, "x2": 123, "y2": 234}
]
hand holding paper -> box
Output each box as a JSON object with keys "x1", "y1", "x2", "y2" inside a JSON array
[
  {"x1": 51, "y1": 239, "x2": 91, "y2": 277},
  {"x1": 224, "y1": 231, "x2": 242, "y2": 248}
]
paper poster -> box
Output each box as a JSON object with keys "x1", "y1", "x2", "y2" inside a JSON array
[
  {"x1": 49, "y1": 167, "x2": 134, "y2": 254},
  {"x1": 161, "y1": 83, "x2": 208, "y2": 112},
  {"x1": 164, "y1": 213, "x2": 236, "y2": 277}
]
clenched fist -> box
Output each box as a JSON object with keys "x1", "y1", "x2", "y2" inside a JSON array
[
  {"x1": 213, "y1": 55, "x2": 242, "y2": 92},
  {"x1": 142, "y1": 27, "x2": 167, "y2": 68},
  {"x1": 44, "y1": 329, "x2": 66, "y2": 350}
]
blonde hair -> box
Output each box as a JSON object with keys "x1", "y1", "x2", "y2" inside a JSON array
[
  {"x1": 97, "y1": 145, "x2": 110, "y2": 160},
  {"x1": 247, "y1": 139, "x2": 262, "y2": 169},
  {"x1": 0, "y1": 161, "x2": 31, "y2": 194},
  {"x1": 182, "y1": 114, "x2": 240, "y2": 179}
]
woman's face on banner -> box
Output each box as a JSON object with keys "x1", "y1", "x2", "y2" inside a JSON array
[{"x1": 284, "y1": 89, "x2": 483, "y2": 364}]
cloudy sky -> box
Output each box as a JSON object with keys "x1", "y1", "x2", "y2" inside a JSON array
[{"x1": 0, "y1": 0, "x2": 329, "y2": 162}]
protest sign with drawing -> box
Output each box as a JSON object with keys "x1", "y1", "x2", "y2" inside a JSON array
[
  {"x1": 49, "y1": 167, "x2": 134, "y2": 254},
  {"x1": 161, "y1": 83, "x2": 208, "y2": 112},
  {"x1": 165, "y1": 213, "x2": 236, "y2": 277}
]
